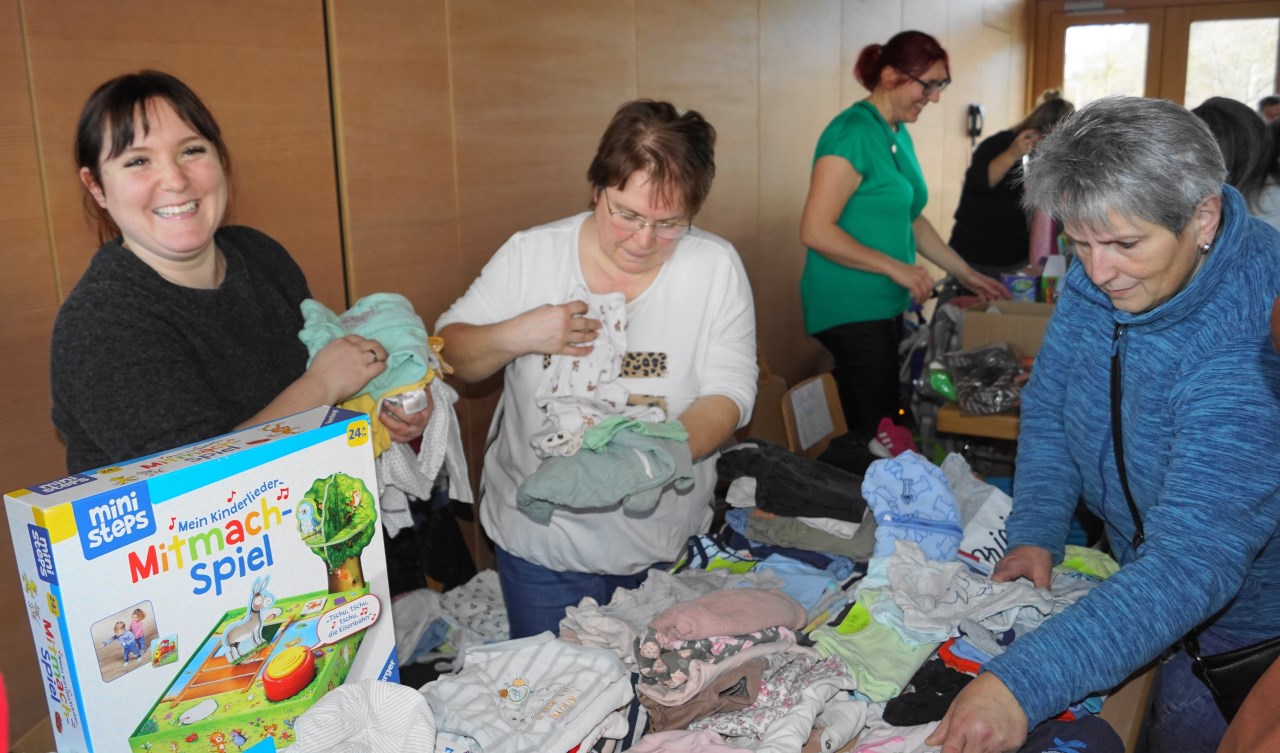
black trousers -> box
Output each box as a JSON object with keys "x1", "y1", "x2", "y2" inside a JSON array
[
  {"x1": 716, "y1": 439, "x2": 867, "y2": 522},
  {"x1": 813, "y1": 316, "x2": 903, "y2": 440}
]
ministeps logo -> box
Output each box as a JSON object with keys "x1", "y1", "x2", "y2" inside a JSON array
[{"x1": 73, "y1": 485, "x2": 156, "y2": 560}]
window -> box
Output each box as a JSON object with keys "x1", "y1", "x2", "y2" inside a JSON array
[
  {"x1": 1063, "y1": 23, "x2": 1150, "y2": 104},
  {"x1": 1184, "y1": 17, "x2": 1279, "y2": 107},
  {"x1": 1034, "y1": 1, "x2": 1280, "y2": 109}
]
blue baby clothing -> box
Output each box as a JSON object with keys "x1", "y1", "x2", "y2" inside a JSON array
[
  {"x1": 861, "y1": 451, "x2": 962, "y2": 561},
  {"x1": 105, "y1": 631, "x2": 142, "y2": 662},
  {"x1": 756, "y1": 553, "x2": 839, "y2": 610}
]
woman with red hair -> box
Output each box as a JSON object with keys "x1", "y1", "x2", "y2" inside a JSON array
[{"x1": 800, "y1": 31, "x2": 1006, "y2": 440}]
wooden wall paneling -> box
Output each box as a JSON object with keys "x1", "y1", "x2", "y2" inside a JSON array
[
  {"x1": 1010, "y1": 0, "x2": 1032, "y2": 115},
  {"x1": 842, "y1": 0, "x2": 903, "y2": 109},
  {"x1": 932, "y1": 1, "x2": 1018, "y2": 242},
  {"x1": 902, "y1": 0, "x2": 950, "y2": 232},
  {"x1": 0, "y1": 9, "x2": 63, "y2": 490},
  {"x1": 635, "y1": 0, "x2": 760, "y2": 268},
  {"x1": 758, "y1": 0, "x2": 843, "y2": 385},
  {"x1": 22, "y1": 0, "x2": 346, "y2": 310},
  {"x1": 326, "y1": 0, "x2": 461, "y2": 317},
  {"x1": 0, "y1": 2, "x2": 62, "y2": 740},
  {"x1": 449, "y1": 0, "x2": 637, "y2": 282},
  {"x1": 1030, "y1": 1, "x2": 1063, "y2": 104}
]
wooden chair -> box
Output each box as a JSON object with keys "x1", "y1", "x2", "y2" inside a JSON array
[{"x1": 780, "y1": 373, "x2": 848, "y2": 458}]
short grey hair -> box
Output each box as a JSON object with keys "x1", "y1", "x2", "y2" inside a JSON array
[{"x1": 1022, "y1": 96, "x2": 1225, "y2": 235}]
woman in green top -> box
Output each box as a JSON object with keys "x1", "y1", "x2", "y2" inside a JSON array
[{"x1": 799, "y1": 30, "x2": 1007, "y2": 440}]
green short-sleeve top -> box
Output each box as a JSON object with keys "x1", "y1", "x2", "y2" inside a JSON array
[{"x1": 800, "y1": 100, "x2": 928, "y2": 334}]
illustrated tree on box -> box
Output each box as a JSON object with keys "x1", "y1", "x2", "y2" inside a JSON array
[{"x1": 297, "y1": 473, "x2": 377, "y2": 593}]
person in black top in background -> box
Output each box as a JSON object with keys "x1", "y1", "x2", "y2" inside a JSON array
[{"x1": 948, "y1": 90, "x2": 1073, "y2": 282}]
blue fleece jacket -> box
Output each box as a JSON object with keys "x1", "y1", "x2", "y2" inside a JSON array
[{"x1": 986, "y1": 186, "x2": 1280, "y2": 725}]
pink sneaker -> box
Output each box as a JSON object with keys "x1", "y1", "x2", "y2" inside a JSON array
[{"x1": 868, "y1": 417, "x2": 917, "y2": 458}]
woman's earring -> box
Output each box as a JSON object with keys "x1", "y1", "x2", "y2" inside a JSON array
[{"x1": 1199, "y1": 242, "x2": 1212, "y2": 255}]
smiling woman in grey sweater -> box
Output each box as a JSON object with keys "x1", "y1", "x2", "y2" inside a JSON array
[{"x1": 52, "y1": 70, "x2": 426, "y2": 473}]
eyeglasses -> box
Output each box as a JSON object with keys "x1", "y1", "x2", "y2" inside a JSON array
[
  {"x1": 602, "y1": 192, "x2": 691, "y2": 241},
  {"x1": 906, "y1": 72, "x2": 951, "y2": 97}
]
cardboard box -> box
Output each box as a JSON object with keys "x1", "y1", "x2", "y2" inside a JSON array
[
  {"x1": 960, "y1": 301, "x2": 1055, "y2": 358},
  {"x1": 736, "y1": 372, "x2": 788, "y2": 449},
  {"x1": 6, "y1": 407, "x2": 397, "y2": 753},
  {"x1": 1098, "y1": 666, "x2": 1156, "y2": 753},
  {"x1": 938, "y1": 302, "x2": 1055, "y2": 439}
]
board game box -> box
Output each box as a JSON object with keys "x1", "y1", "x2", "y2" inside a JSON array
[{"x1": 6, "y1": 407, "x2": 397, "y2": 752}]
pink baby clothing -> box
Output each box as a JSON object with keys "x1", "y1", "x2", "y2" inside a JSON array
[
  {"x1": 631, "y1": 729, "x2": 755, "y2": 753},
  {"x1": 649, "y1": 588, "x2": 807, "y2": 645}
]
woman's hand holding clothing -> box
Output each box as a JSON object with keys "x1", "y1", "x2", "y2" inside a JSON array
[
  {"x1": 381, "y1": 398, "x2": 431, "y2": 444},
  {"x1": 991, "y1": 545, "x2": 1053, "y2": 589},
  {"x1": 239, "y1": 332, "x2": 428, "y2": 443},
  {"x1": 306, "y1": 334, "x2": 390, "y2": 404},
  {"x1": 921, "y1": 543, "x2": 1045, "y2": 753},
  {"x1": 517, "y1": 300, "x2": 603, "y2": 357},
  {"x1": 437, "y1": 302, "x2": 602, "y2": 384}
]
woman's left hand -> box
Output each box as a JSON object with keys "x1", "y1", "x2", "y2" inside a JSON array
[
  {"x1": 925, "y1": 672, "x2": 1028, "y2": 753},
  {"x1": 381, "y1": 391, "x2": 433, "y2": 444},
  {"x1": 958, "y1": 269, "x2": 1012, "y2": 302}
]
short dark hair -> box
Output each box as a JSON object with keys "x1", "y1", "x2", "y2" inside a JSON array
[
  {"x1": 854, "y1": 31, "x2": 950, "y2": 91},
  {"x1": 1265, "y1": 119, "x2": 1280, "y2": 184},
  {"x1": 75, "y1": 71, "x2": 230, "y2": 243},
  {"x1": 1258, "y1": 95, "x2": 1280, "y2": 110},
  {"x1": 1193, "y1": 96, "x2": 1269, "y2": 209},
  {"x1": 586, "y1": 100, "x2": 716, "y2": 217}
]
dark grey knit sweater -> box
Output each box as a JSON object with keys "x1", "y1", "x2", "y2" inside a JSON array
[{"x1": 51, "y1": 226, "x2": 311, "y2": 473}]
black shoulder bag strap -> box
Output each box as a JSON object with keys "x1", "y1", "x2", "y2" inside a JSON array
[
  {"x1": 1113, "y1": 325, "x2": 1280, "y2": 722},
  {"x1": 1114, "y1": 321, "x2": 1208, "y2": 667},
  {"x1": 1109, "y1": 322, "x2": 1145, "y2": 550},
  {"x1": 1112, "y1": 323, "x2": 1201, "y2": 648}
]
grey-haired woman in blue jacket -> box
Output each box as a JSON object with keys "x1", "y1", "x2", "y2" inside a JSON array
[{"x1": 929, "y1": 96, "x2": 1280, "y2": 753}]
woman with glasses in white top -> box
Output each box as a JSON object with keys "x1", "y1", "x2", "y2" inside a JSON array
[
  {"x1": 436, "y1": 100, "x2": 757, "y2": 639},
  {"x1": 800, "y1": 31, "x2": 1007, "y2": 442}
]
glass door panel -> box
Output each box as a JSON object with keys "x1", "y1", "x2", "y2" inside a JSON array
[
  {"x1": 1183, "y1": 17, "x2": 1279, "y2": 107},
  {"x1": 1064, "y1": 23, "x2": 1151, "y2": 105}
]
